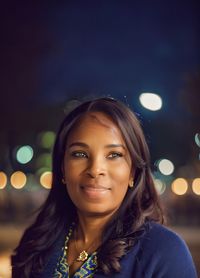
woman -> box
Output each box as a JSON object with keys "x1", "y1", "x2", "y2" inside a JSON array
[{"x1": 12, "y1": 97, "x2": 197, "y2": 277}]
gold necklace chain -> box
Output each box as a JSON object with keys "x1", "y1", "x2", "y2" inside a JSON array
[{"x1": 74, "y1": 228, "x2": 98, "y2": 262}]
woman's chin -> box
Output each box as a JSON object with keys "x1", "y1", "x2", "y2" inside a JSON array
[{"x1": 77, "y1": 204, "x2": 119, "y2": 218}]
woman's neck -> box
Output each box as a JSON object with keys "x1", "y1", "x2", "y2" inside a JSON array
[{"x1": 76, "y1": 211, "x2": 113, "y2": 244}]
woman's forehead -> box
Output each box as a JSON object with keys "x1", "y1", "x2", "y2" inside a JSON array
[
  {"x1": 66, "y1": 112, "x2": 124, "y2": 143},
  {"x1": 74, "y1": 112, "x2": 117, "y2": 130}
]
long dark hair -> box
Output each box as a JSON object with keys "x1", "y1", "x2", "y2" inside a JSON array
[{"x1": 12, "y1": 97, "x2": 163, "y2": 277}]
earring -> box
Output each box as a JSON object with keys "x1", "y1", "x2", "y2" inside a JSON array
[
  {"x1": 129, "y1": 179, "x2": 134, "y2": 188},
  {"x1": 61, "y1": 178, "x2": 66, "y2": 184}
]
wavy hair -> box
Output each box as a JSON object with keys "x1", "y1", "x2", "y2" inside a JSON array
[{"x1": 12, "y1": 97, "x2": 163, "y2": 277}]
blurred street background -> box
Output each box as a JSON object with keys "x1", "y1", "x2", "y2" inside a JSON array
[{"x1": 0, "y1": 1, "x2": 199, "y2": 277}]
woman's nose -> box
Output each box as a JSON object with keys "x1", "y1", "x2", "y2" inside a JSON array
[{"x1": 86, "y1": 157, "x2": 106, "y2": 178}]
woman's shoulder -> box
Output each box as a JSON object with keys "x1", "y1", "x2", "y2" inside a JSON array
[
  {"x1": 141, "y1": 221, "x2": 188, "y2": 248},
  {"x1": 129, "y1": 221, "x2": 197, "y2": 277},
  {"x1": 141, "y1": 221, "x2": 193, "y2": 257},
  {"x1": 138, "y1": 221, "x2": 192, "y2": 259},
  {"x1": 95, "y1": 222, "x2": 197, "y2": 278}
]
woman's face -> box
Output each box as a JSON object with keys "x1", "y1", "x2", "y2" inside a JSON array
[{"x1": 63, "y1": 112, "x2": 133, "y2": 217}]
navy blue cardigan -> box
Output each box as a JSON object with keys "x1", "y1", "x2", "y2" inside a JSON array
[{"x1": 41, "y1": 222, "x2": 197, "y2": 278}]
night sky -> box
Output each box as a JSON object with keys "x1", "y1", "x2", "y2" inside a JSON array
[{"x1": 0, "y1": 1, "x2": 199, "y2": 172}]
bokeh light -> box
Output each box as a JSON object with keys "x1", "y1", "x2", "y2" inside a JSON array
[
  {"x1": 192, "y1": 178, "x2": 200, "y2": 195},
  {"x1": 158, "y1": 159, "x2": 174, "y2": 175},
  {"x1": 38, "y1": 131, "x2": 56, "y2": 149},
  {"x1": 0, "y1": 171, "x2": 7, "y2": 189},
  {"x1": 139, "y1": 93, "x2": 162, "y2": 111},
  {"x1": 16, "y1": 145, "x2": 33, "y2": 164},
  {"x1": 40, "y1": 171, "x2": 52, "y2": 189},
  {"x1": 154, "y1": 179, "x2": 166, "y2": 195},
  {"x1": 36, "y1": 167, "x2": 51, "y2": 176},
  {"x1": 36, "y1": 153, "x2": 52, "y2": 169},
  {"x1": 171, "y1": 178, "x2": 188, "y2": 195},
  {"x1": 10, "y1": 171, "x2": 27, "y2": 189},
  {"x1": 195, "y1": 133, "x2": 200, "y2": 147}
]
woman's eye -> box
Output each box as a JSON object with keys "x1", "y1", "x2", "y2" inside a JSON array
[
  {"x1": 108, "y1": 152, "x2": 123, "y2": 159},
  {"x1": 71, "y1": 151, "x2": 87, "y2": 158}
]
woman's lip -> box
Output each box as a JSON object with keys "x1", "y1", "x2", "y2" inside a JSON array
[
  {"x1": 80, "y1": 185, "x2": 111, "y2": 199},
  {"x1": 81, "y1": 184, "x2": 110, "y2": 190}
]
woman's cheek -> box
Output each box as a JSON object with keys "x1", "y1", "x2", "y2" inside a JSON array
[{"x1": 111, "y1": 163, "x2": 131, "y2": 179}]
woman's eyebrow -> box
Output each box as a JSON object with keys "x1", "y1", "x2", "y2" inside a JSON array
[
  {"x1": 104, "y1": 144, "x2": 126, "y2": 149},
  {"x1": 68, "y1": 142, "x2": 126, "y2": 149},
  {"x1": 68, "y1": 142, "x2": 88, "y2": 148}
]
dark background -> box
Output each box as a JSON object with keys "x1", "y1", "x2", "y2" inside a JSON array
[{"x1": 0, "y1": 1, "x2": 199, "y2": 167}]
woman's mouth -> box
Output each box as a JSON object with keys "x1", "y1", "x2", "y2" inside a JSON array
[{"x1": 80, "y1": 184, "x2": 111, "y2": 200}]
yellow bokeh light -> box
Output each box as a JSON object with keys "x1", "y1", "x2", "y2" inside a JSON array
[
  {"x1": 0, "y1": 171, "x2": 7, "y2": 189},
  {"x1": 192, "y1": 178, "x2": 200, "y2": 195},
  {"x1": 10, "y1": 171, "x2": 27, "y2": 189},
  {"x1": 171, "y1": 178, "x2": 188, "y2": 195},
  {"x1": 40, "y1": 171, "x2": 52, "y2": 189}
]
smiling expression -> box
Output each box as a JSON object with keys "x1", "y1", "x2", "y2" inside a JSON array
[{"x1": 63, "y1": 112, "x2": 133, "y2": 217}]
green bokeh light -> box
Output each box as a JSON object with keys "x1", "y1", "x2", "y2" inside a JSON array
[
  {"x1": 16, "y1": 145, "x2": 34, "y2": 164},
  {"x1": 36, "y1": 153, "x2": 52, "y2": 169},
  {"x1": 39, "y1": 131, "x2": 56, "y2": 149}
]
